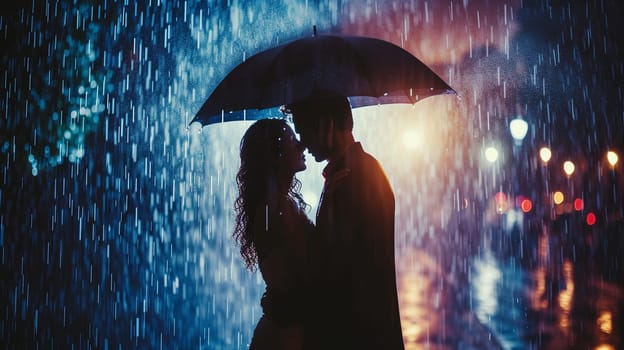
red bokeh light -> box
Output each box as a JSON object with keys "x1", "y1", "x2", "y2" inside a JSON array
[
  {"x1": 520, "y1": 199, "x2": 533, "y2": 213},
  {"x1": 574, "y1": 198, "x2": 584, "y2": 211},
  {"x1": 586, "y1": 212, "x2": 596, "y2": 226}
]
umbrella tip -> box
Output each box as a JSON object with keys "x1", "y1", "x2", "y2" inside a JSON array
[{"x1": 313, "y1": 25, "x2": 317, "y2": 36}]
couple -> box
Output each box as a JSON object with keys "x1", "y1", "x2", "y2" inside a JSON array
[{"x1": 233, "y1": 94, "x2": 405, "y2": 350}]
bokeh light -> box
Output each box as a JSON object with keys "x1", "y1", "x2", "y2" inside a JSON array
[
  {"x1": 509, "y1": 118, "x2": 529, "y2": 141},
  {"x1": 520, "y1": 199, "x2": 533, "y2": 213},
  {"x1": 563, "y1": 161, "x2": 575, "y2": 176},
  {"x1": 553, "y1": 191, "x2": 565, "y2": 205},
  {"x1": 402, "y1": 130, "x2": 422, "y2": 150},
  {"x1": 495, "y1": 191, "x2": 508, "y2": 214},
  {"x1": 485, "y1": 147, "x2": 499, "y2": 163},
  {"x1": 539, "y1": 147, "x2": 552, "y2": 164},
  {"x1": 607, "y1": 151, "x2": 619, "y2": 167},
  {"x1": 586, "y1": 212, "x2": 597, "y2": 226},
  {"x1": 574, "y1": 198, "x2": 584, "y2": 211}
]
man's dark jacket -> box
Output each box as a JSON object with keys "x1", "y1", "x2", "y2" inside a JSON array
[{"x1": 305, "y1": 142, "x2": 405, "y2": 350}]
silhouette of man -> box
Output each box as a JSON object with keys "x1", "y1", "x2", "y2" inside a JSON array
[{"x1": 285, "y1": 94, "x2": 404, "y2": 350}]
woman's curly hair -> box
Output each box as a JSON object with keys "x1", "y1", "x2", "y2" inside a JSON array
[{"x1": 233, "y1": 118, "x2": 307, "y2": 270}]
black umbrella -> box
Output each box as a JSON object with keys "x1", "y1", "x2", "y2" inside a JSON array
[{"x1": 192, "y1": 33, "x2": 456, "y2": 125}]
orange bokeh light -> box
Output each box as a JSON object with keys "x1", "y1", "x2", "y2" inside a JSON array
[
  {"x1": 520, "y1": 199, "x2": 533, "y2": 213},
  {"x1": 553, "y1": 191, "x2": 565, "y2": 205}
]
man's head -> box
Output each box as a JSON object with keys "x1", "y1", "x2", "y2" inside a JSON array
[{"x1": 284, "y1": 94, "x2": 353, "y2": 162}]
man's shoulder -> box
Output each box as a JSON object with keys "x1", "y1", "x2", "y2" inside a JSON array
[{"x1": 346, "y1": 143, "x2": 385, "y2": 174}]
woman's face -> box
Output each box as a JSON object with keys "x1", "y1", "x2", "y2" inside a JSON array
[{"x1": 280, "y1": 125, "x2": 306, "y2": 174}]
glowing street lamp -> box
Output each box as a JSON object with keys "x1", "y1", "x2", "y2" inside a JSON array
[
  {"x1": 537, "y1": 146, "x2": 553, "y2": 213},
  {"x1": 485, "y1": 146, "x2": 499, "y2": 163},
  {"x1": 563, "y1": 160, "x2": 575, "y2": 176},
  {"x1": 539, "y1": 147, "x2": 552, "y2": 164},
  {"x1": 508, "y1": 117, "x2": 528, "y2": 199},
  {"x1": 607, "y1": 151, "x2": 619, "y2": 167},
  {"x1": 509, "y1": 117, "x2": 529, "y2": 142}
]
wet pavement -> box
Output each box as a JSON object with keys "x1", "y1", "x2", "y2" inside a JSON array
[
  {"x1": 396, "y1": 223, "x2": 623, "y2": 350},
  {"x1": 397, "y1": 248, "x2": 503, "y2": 350}
]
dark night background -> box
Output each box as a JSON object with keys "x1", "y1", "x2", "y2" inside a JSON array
[{"x1": 1, "y1": 0, "x2": 622, "y2": 349}]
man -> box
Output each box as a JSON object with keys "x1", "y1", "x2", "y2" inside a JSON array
[{"x1": 285, "y1": 94, "x2": 405, "y2": 350}]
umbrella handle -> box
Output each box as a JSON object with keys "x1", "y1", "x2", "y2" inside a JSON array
[{"x1": 313, "y1": 25, "x2": 317, "y2": 36}]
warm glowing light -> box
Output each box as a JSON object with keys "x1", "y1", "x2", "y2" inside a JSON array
[
  {"x1": 607, "y1": 151, "x2": 619, "y2": 167},
  {"x1": 553, "y1": 191, "x2": 565, "y2": 205},
  {"x1": 509, "y1": 118, "x2": 529, "y2": 141},
  {"x1": 494, "y1": 192, "x2": 508, "y2": 213},
  {"x1": 563, "y1": 161, "x2": 575, "y2": 176},
  {"x1": 531, "y1": 266, "x2": 548, "y2": 310},
  {"x1": 597, "y1": 311, "x2": 613, "y2": 334},
  {"x1": 485, "y1": 147, "x2": 499, "y2": 163},
  {"x1": 586, "y1": 212, "x2": 597, "y2": 226},
  {"x1": 594, "y1": 345, "x2": 615, "y2": 350},
  {"x1": 495, "y1": 192, "x2": 507, "y2": 203},
  {"x1": 574, "y1": 198, "x2": 584, "y2": 211},
  {"x1": 520, "y1": 199, "x2": 533, "y2": 213},
  {"x1": 402, "y1": 130, "x2": 422, "y2": 150},
  {"x1": 558, "y1": 260, "x2": 574, "y2": 332},
  {"x1": 396, "y1": 250, "x2": 444, "y2": 350},
  {"x1": 398, "y1": 272, "x2": 428, "y2": 346},
  {"x1": 539, "y1": 147, "x2": 552, "y2": 163}
]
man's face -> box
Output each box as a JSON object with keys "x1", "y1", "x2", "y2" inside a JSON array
[{"x1": 292, "y1": 112, "x2": 331, "y2": 162}]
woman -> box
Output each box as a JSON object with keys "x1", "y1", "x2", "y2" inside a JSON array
[{"x1": 233, "y1": 118, "x2": 313, "y2": 350}]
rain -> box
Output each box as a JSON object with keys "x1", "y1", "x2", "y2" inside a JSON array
[{"x1": 1, "y1": 0, "x2": 622, "y2": 349}]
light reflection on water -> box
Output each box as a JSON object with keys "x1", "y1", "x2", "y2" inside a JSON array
[
  {"x1": 557, "y1": 260, "x2": 574, "y2": 334},
  {"x1": 397, "y1": 247, "x2": 502, "y2": 350},
  {"x1": 471, "y1": 249, "x2": 502, "y2": 323},
  {"x1": 595, "y1": 345, "x2": 616, "y2": 350},
  {"x1": 597, "y1": 311, "x2": 613, "y2": 335},
  {"x1": 469, "y1": 227, "x2": 623, "y2": 350},
  {"x1": 398, "y1": 251, "x2": 443, "y2": 349}
]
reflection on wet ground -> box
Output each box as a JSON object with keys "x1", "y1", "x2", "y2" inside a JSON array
[
  {"x1": 396, "y1": 224, "x2": 623, "y2": 349},
  {"x1": 397, "y1": 249, "x2": 502, "y2": 349}
]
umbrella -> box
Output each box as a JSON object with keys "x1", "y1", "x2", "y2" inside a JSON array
[{"x1": 192, "y1": 33, "x2": 456, "y2": 125}]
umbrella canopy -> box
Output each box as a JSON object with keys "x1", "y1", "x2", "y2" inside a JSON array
[{"x1": 192, "y1": 34, "x2": 456, "y2": 125}]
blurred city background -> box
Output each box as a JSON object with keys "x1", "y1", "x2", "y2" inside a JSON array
[{"x1": 1, "y1": 0, "x2": 622, "y2": 349}]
